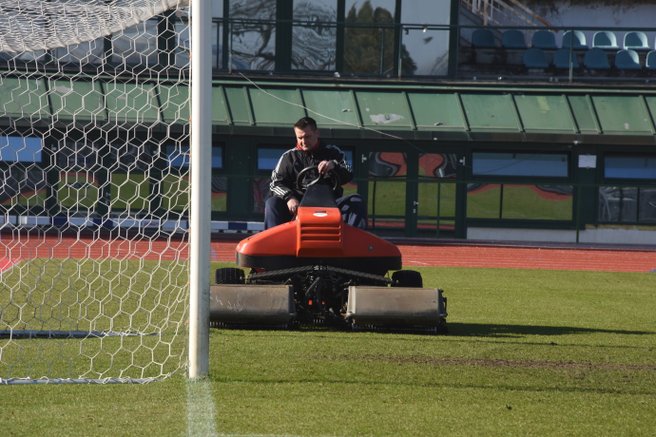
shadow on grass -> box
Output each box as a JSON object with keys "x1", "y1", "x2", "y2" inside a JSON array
[{"x1": 447, "y1": 322, "x2": 654, "y2": 337}]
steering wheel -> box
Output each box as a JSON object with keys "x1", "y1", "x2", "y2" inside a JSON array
[{"x1": 296, "y1": 165, "x2": 339, "y2": 192}]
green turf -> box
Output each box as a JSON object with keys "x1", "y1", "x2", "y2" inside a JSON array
[{"x1": 2, "y1": 265, "x2": 655, "y2": 436}]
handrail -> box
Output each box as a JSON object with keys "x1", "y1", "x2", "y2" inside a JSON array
[{"x1": 462, "y1": 0, "x2": 551, "y2": 28}]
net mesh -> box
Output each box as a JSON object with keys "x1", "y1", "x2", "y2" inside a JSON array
[{"x1": 0, "y1": 0, "x2": 191, "y2": 383}]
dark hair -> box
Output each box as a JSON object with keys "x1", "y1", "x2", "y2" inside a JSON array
[{"x1": 293, "y1": 116, "x2": 318, "y2": 130}]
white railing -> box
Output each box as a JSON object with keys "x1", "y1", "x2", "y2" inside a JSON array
[{"x1": 462, "y1": 0, "x2": 551, "y2": 28}]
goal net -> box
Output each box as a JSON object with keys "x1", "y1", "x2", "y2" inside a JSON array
[{"x1": 0, "y1": 0, "x2": 192, "y2": 383}]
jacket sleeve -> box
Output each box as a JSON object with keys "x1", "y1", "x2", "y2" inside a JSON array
[
  {"x1": 326, "y1": 145, "x2": 354, "y2": 185},
  {"x1": 269, "y1": 150, "x2": 296, "y2": 200}
]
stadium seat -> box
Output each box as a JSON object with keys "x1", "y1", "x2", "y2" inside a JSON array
[
  {"x1": 592, "y1": 31, "x2": 619, "y2": 50},
  {"x1": 623, "y1": 31, "x2": 650, "y2": 51},
  {"x1": 472, "y1": 28, "x2": 496, "y2": 48},
  {"x1": 553, "y1": 48, "x2": 580, "y2": 69},
  {"x1": 561, "y1": 30, "x2": 587, "y2": 49},
  {"x1": 502, "y1": 29, "x2": 527, "y2": 49},
  {"x1": 645, "y1": 50, "x2": 656, "y2": 70},
  {"x1": 523, "y1": 48, "x2": 550, "y2": 69},
  {"x1": 614, "y1": 49, "x2": 641, "y2": 71},
  {"x1": 583, "y1": 48, "x2": 611, "y2": 71},
  {"x1": 531, "y1": 30, "x2": 557, "y2": 50}
]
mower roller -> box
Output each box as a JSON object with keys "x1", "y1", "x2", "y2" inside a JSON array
[{"x1": 210, "y1": 166, "x2": 447, "y2": 333}]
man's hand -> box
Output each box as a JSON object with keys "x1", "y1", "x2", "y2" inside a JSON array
[
  {"x1": 317, "y1": 159, "x2": 335, "y2": 175},
  {"x1": 287, "y1": 197, "x2": 300, "y2": 217}
]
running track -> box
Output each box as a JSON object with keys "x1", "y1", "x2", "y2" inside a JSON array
[{"x1": 0, "y1": 236, "x2": 654, "y2": 273}]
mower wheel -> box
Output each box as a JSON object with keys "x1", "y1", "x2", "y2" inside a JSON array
[
  {"x1": 215, "y1": 267, "x2": 245, "y2": 284},
  {"x1": 391, "y1": 270, "x2": 423, "y2": 288}
]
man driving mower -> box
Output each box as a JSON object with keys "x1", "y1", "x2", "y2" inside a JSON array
[{"x1": 264, "y1": 116, "x2": 367, "y2": 229}]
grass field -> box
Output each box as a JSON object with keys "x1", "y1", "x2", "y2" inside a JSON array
[{"x1": 2, "y1": 264, "x2": 655, "y2": 436}]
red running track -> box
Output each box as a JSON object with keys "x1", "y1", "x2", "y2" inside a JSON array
[
  {"x1": 1, "y1": 236, "x2": 655, "y2": 273},
  {"x1": 212, "y1": 241, "x2": 656, "y2": 273}
]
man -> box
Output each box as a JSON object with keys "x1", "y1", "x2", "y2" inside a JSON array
[{"x1": 264, "y1": 116, "x2": 367, "y2": 229}]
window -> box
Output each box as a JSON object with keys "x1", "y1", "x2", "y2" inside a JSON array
[
  {"x1": 166, "y1": 145, "x2": 223, "y2": 169},
  {"x1": 473, "y1": 152, "x2": 569, "y2": 178},
  {"x1": 344, "y1": 0, "x2": 396, "y2": 75},
  {"x1": 604, "y1": 155, "x2": 656, "y2": 180},
  {"x1": 229, "y1": 0, "x2": 276, "y2": 70},
  {"x1": 599, "y1": 155, "x2": 656, "y2": 223},
  {"x1": 0, "y1": 135, "x2": 43, "y2": 163},
  {"x1": 292, "y1": 0, "x2": 338, "y2": 71}
]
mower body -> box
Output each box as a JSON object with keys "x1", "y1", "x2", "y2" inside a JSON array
[{"x1": 210, "y1": 184, "x2": 447, "y2": 332}]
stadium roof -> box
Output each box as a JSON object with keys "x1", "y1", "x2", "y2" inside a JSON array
[{"x1": 2, "y1": 76, "x2": 656, "y2": 145}]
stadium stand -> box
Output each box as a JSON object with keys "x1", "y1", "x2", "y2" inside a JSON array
[
  {"x1": 623, "y1": 31, "x2": 650, "y2": 51},
  {"x1": 561, "y1": 30, "x2": 588, "y2": 49},
  {"x1": 593, "y1": 30, "x2": 619, "y2": 50},
  {"x1": 502, "y1": 29, "x2": 527, "y2": 49},
  {"x1": 531, "y1": 29, "x2": 557, "y2": 49},
  {"x1": 553, "y1": 48, "x2": 580, "y2": 70},
  {"x1": 614, "y1": 49, "x2": 641, "y2": 71},
  {"x1": 584, "y1": 47, "x2": 611, "y2": 71},
  {"x1": 523, "y1": 47, "x2": 550, "y2": 70},
  {"x1": 472, "y1": 28, "x2": 497, "y2": 48},
  {"x1": 645, "y1": 50, "x2": 656, "y2": 70}
]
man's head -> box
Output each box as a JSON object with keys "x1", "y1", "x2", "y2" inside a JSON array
[{"x1": 293, "y1": 117, "x2": 320, "y2": 151}]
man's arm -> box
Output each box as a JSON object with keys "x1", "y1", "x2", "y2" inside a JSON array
[
  {"x1": 324, "y1": 145, "x2": 353, "y2": 185},
  {"x1": 269, "y1": 150, "x2": 295, "y2": 200}
]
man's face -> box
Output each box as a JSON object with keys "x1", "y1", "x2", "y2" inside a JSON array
[{"x1": 294, "y1": 126, "x2": 319, "y2": 151}]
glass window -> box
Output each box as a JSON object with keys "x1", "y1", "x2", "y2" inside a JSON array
[
  {"x1": 229, "y1": 0, "x2": 276, "y2": 70},
  {"x1": 368, "y1": 151, "x2": 406, "y2": 230},
  {"x1": 344, "y1": 0, "x2": 396, "y2": 75},
  {"x1": 167, "y1": 145, "x2": 223, "y2": 169},
  {"x1": 400, "y1": 0, "x2": 451, "y2": 76},
  {"x1": 473, "y1": 152, "x2": 568, "y2": 177},
  {"x1": 0, "y1": 136, "x2": 43, "y2": 163},
  {"x1": 53, "y1": 38, "x2": 105, "y2": 65},
  {"x1": 292, "y1": 0, "x2": 337, "y2": 71},
  {"x1": 111, "y1": 19, "x2": 158, "y2": 67},
  {"x1": 468, "y1": 183, "x2": 573, "y2": 220},
  {"x1": 257, "y1": 148, "x2": 288, "y2": 170},
  {"x1": 604, "y1": 155, "x2": 656, "y2": 180}
]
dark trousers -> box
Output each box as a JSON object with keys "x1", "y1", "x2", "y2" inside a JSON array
[{"x1": 264, "y1": 194, "x2": 368, "y2": 230}]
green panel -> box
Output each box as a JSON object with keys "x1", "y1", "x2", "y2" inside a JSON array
[
  {"x1": 514, "y1": 95, "x2": 576, "y2": 133},
  {"x1": 407, "y1": 93, "x2": 466, "y2": 131},
  {"x1": 0, "y1": 77, "x2": 49, "y2": 119},
  {"x1": 460, "y1": 94, "x2": 520, "y2": 131},
  {"x1": 592, "y1": 95, "x2": 654, "y2": 135},
  {"x1": 105, "y1": 82, "x2": 159, "y2": 124},
  {"x1": 249, "y1": 88, "x2": 305, "y2": 126},
  {"x1": 49, "y1": 80, "x2": 105, "y2": 122},
  {"x1": 356, "y1": 91, "x2": 414, "y2": 129},
  {"x1": 159, "y1": 84, "x2": 189, "y2": 124},
  {"x1": 224, "y1": 87, "x2": 252, "y2": 126},
  {"x1": 567, "y1": 95, "x2": 599, "y2": 134},
  {"x1": 302, "y1": 90, "x2": 360, "y2": 128},
  {"x1": 212, "y1": 87, "x2": 230, "y2": 124},
  {"x1": 642, "y1": 97, "x2": 656, "y2": 132}
]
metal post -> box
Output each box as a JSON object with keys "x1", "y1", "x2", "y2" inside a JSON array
[{"x1": 189, "y1": 0, "x2": 212, "y2": 379}]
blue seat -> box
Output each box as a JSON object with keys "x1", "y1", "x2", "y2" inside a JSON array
[
  {"x1": 615, "y1": 49, "x2": 641, "y2": 70},
  {"x1": 472, "y1": 28, "x2": 496, "y2": 48},
  {"x1": 646, "y1": 50, "x2": 656, "y2": 70},
  {"x1": 583, "y1": 48, "x2": 610, "y2": 70},
  {"x1": 592, "y1": 31, "x2": 618, "y2": 50},
  {"x1": 553, "y1": 48, "x2": 580, "y2": 69},
  {"x1": 502, "y1": 29, "x2": 526, "y2": 49},
  {"x1": 531, "y1": 30, "x2": 557, "y2": 49},
  {"x1": 561, "y1": 30, "x2": 587, "y2": 49},
  {"x1": 623, "y1": 31, "x2": 649, "y2": 51},
  {"x1": 523, "y1": 48, "x2": 550, "y2": 69}
]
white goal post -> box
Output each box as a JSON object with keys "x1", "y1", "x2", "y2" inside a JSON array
[{"x1": 0, "y1": 0, "x2": 212, "y2": 383}]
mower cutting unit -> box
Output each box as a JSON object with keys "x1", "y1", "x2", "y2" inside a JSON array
[{"x1": 210, "y1": 169, "x2": 447, "y2": 333}]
